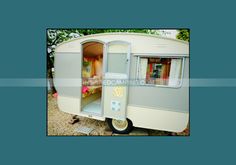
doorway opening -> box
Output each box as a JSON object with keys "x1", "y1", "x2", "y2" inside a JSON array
[{"x1": 81, "y1": 41, "x2": 103, "y2": 115}]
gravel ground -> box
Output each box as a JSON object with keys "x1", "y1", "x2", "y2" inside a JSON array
[{"x1": 47, "y1": 94, "x2": 189, "y2": 136}]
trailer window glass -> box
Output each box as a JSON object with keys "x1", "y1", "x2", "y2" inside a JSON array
[
  {"x1": 107, "y1": 53, "x2": 127, "y2": 73},
  {"x1": 137, "y1": 57, "x2": 183, "y2": 87}
]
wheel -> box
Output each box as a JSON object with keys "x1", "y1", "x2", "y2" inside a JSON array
[{"x1": 107, "y1": 118, "x2": 133, "y2": 134}]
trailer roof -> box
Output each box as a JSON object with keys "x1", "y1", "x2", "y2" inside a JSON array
[{"x1": 55, "y1": 32, "x2": 189, "y2": 56}]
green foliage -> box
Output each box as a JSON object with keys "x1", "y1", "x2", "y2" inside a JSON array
[{"x1": 176, "y1": 29, "x2": 190, "y2": 42}]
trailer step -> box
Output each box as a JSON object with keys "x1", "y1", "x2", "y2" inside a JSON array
[{"x1": 75, "y1": 127, "x2": 94, "y2": 135}]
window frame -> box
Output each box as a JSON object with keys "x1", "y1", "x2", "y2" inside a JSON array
[{"x1": 135, "y1": 55, "x2": 185, "y2": 88}]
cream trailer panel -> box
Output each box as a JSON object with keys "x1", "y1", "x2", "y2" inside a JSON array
[{"x1": 54, "y1": 52, "x2": 82, "y2": 115}]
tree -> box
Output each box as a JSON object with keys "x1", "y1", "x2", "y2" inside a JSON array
[{"x1": 177, "y1": 29, "x2": 190, "y2": 42}]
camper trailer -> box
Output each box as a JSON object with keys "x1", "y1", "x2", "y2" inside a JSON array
[{"x1": 54, "y1": 32, "x2": 189, "y2": 134}]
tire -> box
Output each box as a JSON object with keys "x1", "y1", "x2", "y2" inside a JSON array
[{"x1": 107, "y1": 118, "x2": 133, "y2": 134}]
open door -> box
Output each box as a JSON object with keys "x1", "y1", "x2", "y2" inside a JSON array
[{"x1": 103, "y1": 41, "x2": 131, "y2": 120}]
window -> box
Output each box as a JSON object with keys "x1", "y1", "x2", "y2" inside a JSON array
[
  {"x1": 107, "y1": 53, "x2": 127, "y2": 74},
  {"x1": 137, "y1": 57, "x2": 184, "y2": 87}
]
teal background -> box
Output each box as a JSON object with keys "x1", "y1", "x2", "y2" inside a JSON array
[{"x1": 0, "y1": 0, "x2": 235, "y2": 164}]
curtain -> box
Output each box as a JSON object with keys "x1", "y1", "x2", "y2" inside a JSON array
[
  {"x1": 168, "y1": 59, "x2": 182, "y2": 86},
  {"x1": 139, "y1": 58, "x2": 148, "y2": 80}
]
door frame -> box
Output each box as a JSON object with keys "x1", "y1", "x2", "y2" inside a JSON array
[{"x1": 80, "y1": 39, "x2": 105, "y2": 117}]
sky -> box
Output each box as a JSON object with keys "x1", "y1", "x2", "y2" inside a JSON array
[{"x1": 158, "y1": 30, "x2": 179, "y2": 39}]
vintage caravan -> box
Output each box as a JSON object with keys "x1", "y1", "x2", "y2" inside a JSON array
[{"x1": 54, "y1": 32, "x2": 189, "y2": 134}]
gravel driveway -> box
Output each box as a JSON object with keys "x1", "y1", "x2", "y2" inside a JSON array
[{"x1": 47, "y1": 94, "x2": 189, "y2": 136}]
